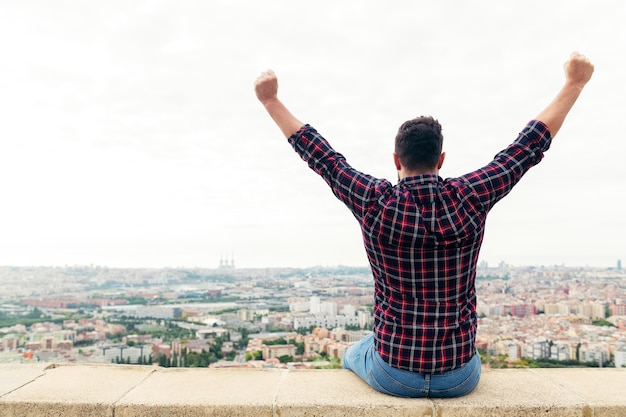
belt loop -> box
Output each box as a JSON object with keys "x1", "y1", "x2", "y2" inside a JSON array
[{"x1": 424, "y1": 373, "x2": 431, "y2": 394}]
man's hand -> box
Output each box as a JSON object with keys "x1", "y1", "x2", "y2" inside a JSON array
[
  {"x1": 254, "y1": 69, "x2": 303, "y2": 138},
  {"x1": 564, "y1": 52, "x2": 594, "y2": 89},
  {"x1": 254, "y1": 69, "x2": 279, "y2": 105},
  {"x1": 535, "y1": 51, "x2": 594, "y2": 137}
]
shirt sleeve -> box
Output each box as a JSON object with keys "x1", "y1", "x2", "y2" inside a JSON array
[
  {"x1": 288, "y1": 125, "x2": 390, "y2": 220},
  {"x1": 455, "y1": 120, "x2": 552, "y2": 212}
]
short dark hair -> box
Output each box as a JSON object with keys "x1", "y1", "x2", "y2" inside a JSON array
[{"x1": 394, "y1": 116, "x2": 443, "y2": 172}]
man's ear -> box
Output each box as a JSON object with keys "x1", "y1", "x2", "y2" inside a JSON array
[
  {"x1": 438, "y1": 152, "x2": 446, "y2": 170},
  {"x1": 393, "y1": 153, "x2": 402, "y2": 171}
]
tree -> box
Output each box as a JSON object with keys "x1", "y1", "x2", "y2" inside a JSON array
[
  {"x1": 237, "y1": 328, "x2": 250, "y2": 349},
  {"x1": 278, "y1": 355, "x2": 293, "y2": 364},
  {"x1": 296, "y1": 325, "x2": 316, "y2": 335},
  {"x1": 262, "y1": 337, "x2": 288, "y2": 346},
  {"x1": 186, "y1": 352, "x2": 200, "y2": 367},
  {"x1": 157, "y1": 353, "x2": 168, "y2": 367},
  {"x1": 313, "y1": 357, "x2": 342, "y2": 369},
  {"x1": 592, "y1": 318, "x2": 615, "y2": 327}
]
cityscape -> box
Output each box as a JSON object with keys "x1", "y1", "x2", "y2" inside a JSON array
[{"x1": 1, "y1": 259, "x2": 625, "y2": 369}]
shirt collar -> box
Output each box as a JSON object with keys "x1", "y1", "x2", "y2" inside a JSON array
[{"x1": 398, "y1": 174, "x2": 442, "y2": 187}]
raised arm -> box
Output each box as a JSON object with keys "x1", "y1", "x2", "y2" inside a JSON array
[
  {"x1": 254, "y1": 69, "x2": 304, "y2": 138},
  {"x1": 535, "y1": 52, "x2": 594, "y2": 137}
]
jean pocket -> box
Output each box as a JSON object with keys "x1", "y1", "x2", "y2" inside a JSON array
[
  {"x1": 429, "y1": 358, "x2": 481, "y2": 398},
  {"x1": 369, "y1": 356, "x2": 428, "y2": 398},
  {"x1": 367, "y1": 370, "x2": 395, "y2": 396}
]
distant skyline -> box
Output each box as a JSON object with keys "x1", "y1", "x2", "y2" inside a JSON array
[{"x1": 1, "y1": 1, "x2": 625, "y2": 269}]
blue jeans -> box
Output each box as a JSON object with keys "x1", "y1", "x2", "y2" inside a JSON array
[{"x1": 342, "y1": 334, "x2": 481, "y2": 398}]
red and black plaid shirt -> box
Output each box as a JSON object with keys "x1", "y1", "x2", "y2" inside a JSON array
[{"x1": 288, "y1": 120, "x2": 552, "y2": 373}]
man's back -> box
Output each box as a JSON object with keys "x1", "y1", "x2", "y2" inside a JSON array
[
  {"x1": 287, "y1": 120, "x2": 551, "y2": 373},
  {"x1": 365, "y1": 174, "x2": 484, "y2": 374}
]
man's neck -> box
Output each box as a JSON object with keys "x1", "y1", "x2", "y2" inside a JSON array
[{"x1": 398, "y1": 169, "x2": 438, "y2": 180}]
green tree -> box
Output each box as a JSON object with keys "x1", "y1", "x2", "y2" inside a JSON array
[
  {"x1": 186, "y1": 352, "x2": 200, "y2": 367},
  {"x1": 313, "y1": 357, "x2": 342, "y2": 369},
  {"x1": 237, "y1": 328, "x2": 250, "y2": 349},
  {"x1": 157, "y1": 353, "x2": 167, "y2": 367},
  {"x1": 278, "y1": 355, "x2": 293, "y2": 364},
  {"x1": 592, "y1": 318, "x2": 615, "y2": 327},
  {"x1": 262, "y1": 337, "x2": 288, "y2": 346},
  {"x1": 296, "y1": 325, "x2": 316, "y2": 335}
]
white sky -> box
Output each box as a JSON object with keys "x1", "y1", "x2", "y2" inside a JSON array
[{"x1": 0, "y1": 0, "x2": 624, "y2": 269}]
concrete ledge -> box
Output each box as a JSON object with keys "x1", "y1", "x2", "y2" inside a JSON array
[{"x1": 0, "y1": 364, "x2": 624, "y2": 416}]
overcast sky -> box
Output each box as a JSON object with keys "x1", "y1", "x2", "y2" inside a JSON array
[{"x1": 0, "y1": 0, "x2": 624, "y2": 269}]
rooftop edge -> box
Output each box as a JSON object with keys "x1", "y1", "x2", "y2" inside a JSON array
[{"x1": 0, "y1": 364, "x2": 624, "y2": 417}]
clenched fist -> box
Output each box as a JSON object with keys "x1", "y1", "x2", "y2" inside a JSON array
[
  {"x1": 564, "y1": 52, "x2": 594, "y2": 88},
  {"x1": 254, "y1": 69, "x2": 279, "y2": 105}
]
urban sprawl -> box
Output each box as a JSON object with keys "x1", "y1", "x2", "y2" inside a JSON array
[{"x1": 1, "y1": 261, "x2": 625, "y2": 369}]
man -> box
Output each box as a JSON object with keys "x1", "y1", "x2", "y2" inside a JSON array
[{"x1": 254, "y1": 52, "x2": 594, "y2": 397}]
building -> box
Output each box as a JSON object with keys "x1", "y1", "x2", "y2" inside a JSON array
[
  {"x1": 526, "y1": 339, "x2": 550, "y2": 359},
  {"x1": 579, "y1": 344, "x2": 609, "y2": 366},
  {"x1": 288, "y1": 298, "x2": 310, "y2": 313},
  {"x1": 614, "y1": 345, "x2": 626, "y2": 368},
  {"x1": 56, "y1": 340, "x2": 73, "y2": 351},
  {"x1": 1, "y1": 337, "x2": 18, "y2": 351},
  {"x1": 309, "y1": 297, "x2": 321, "y2": 314},
  {"x1": 239, "y1": 309, "x2": 255, "y2": 322},
  {"x1": 293, "y1": 314, "x2": 360, "y2": 330},
  {"x1": 320, "y1": 301, "x2": 337, "y2": 317},
  {"x1": 135, "y1": 306, "x2": 182, "y2": 319},
  {"x1": 219, "y1": 253, "x2": 235, "y2": 270},
  {"x1": 550, "y1": 342, "x2": 574, "y2": 361},
  {"x1": 544, "y1": 303, "x2": 570, "y2": 315},
  {"x1": 610, "y1": 304, "x2": 626, "y2": 316},
  {"x1": 102, "y1": 345, "x2": 149, "y2": 364},
  {"x1": 261, "y1": 344, "x2": 296, "y2": 360},
  {"x1": 511, "y1": 304, "x2": 537, "y2": 318},
  {"x1": 357, "y1": 310, "x2": 372, "y2": 329},
  {"x1": 341, "y1": 305, "x2": 356, "y2": 317},
  {"x1": 577, "y1": 302, "x2": 605, "y2": 320}
]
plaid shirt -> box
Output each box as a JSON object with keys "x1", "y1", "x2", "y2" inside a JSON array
[{"x1": 288, "y1": 120, "x2": 552, "y2": 373}]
